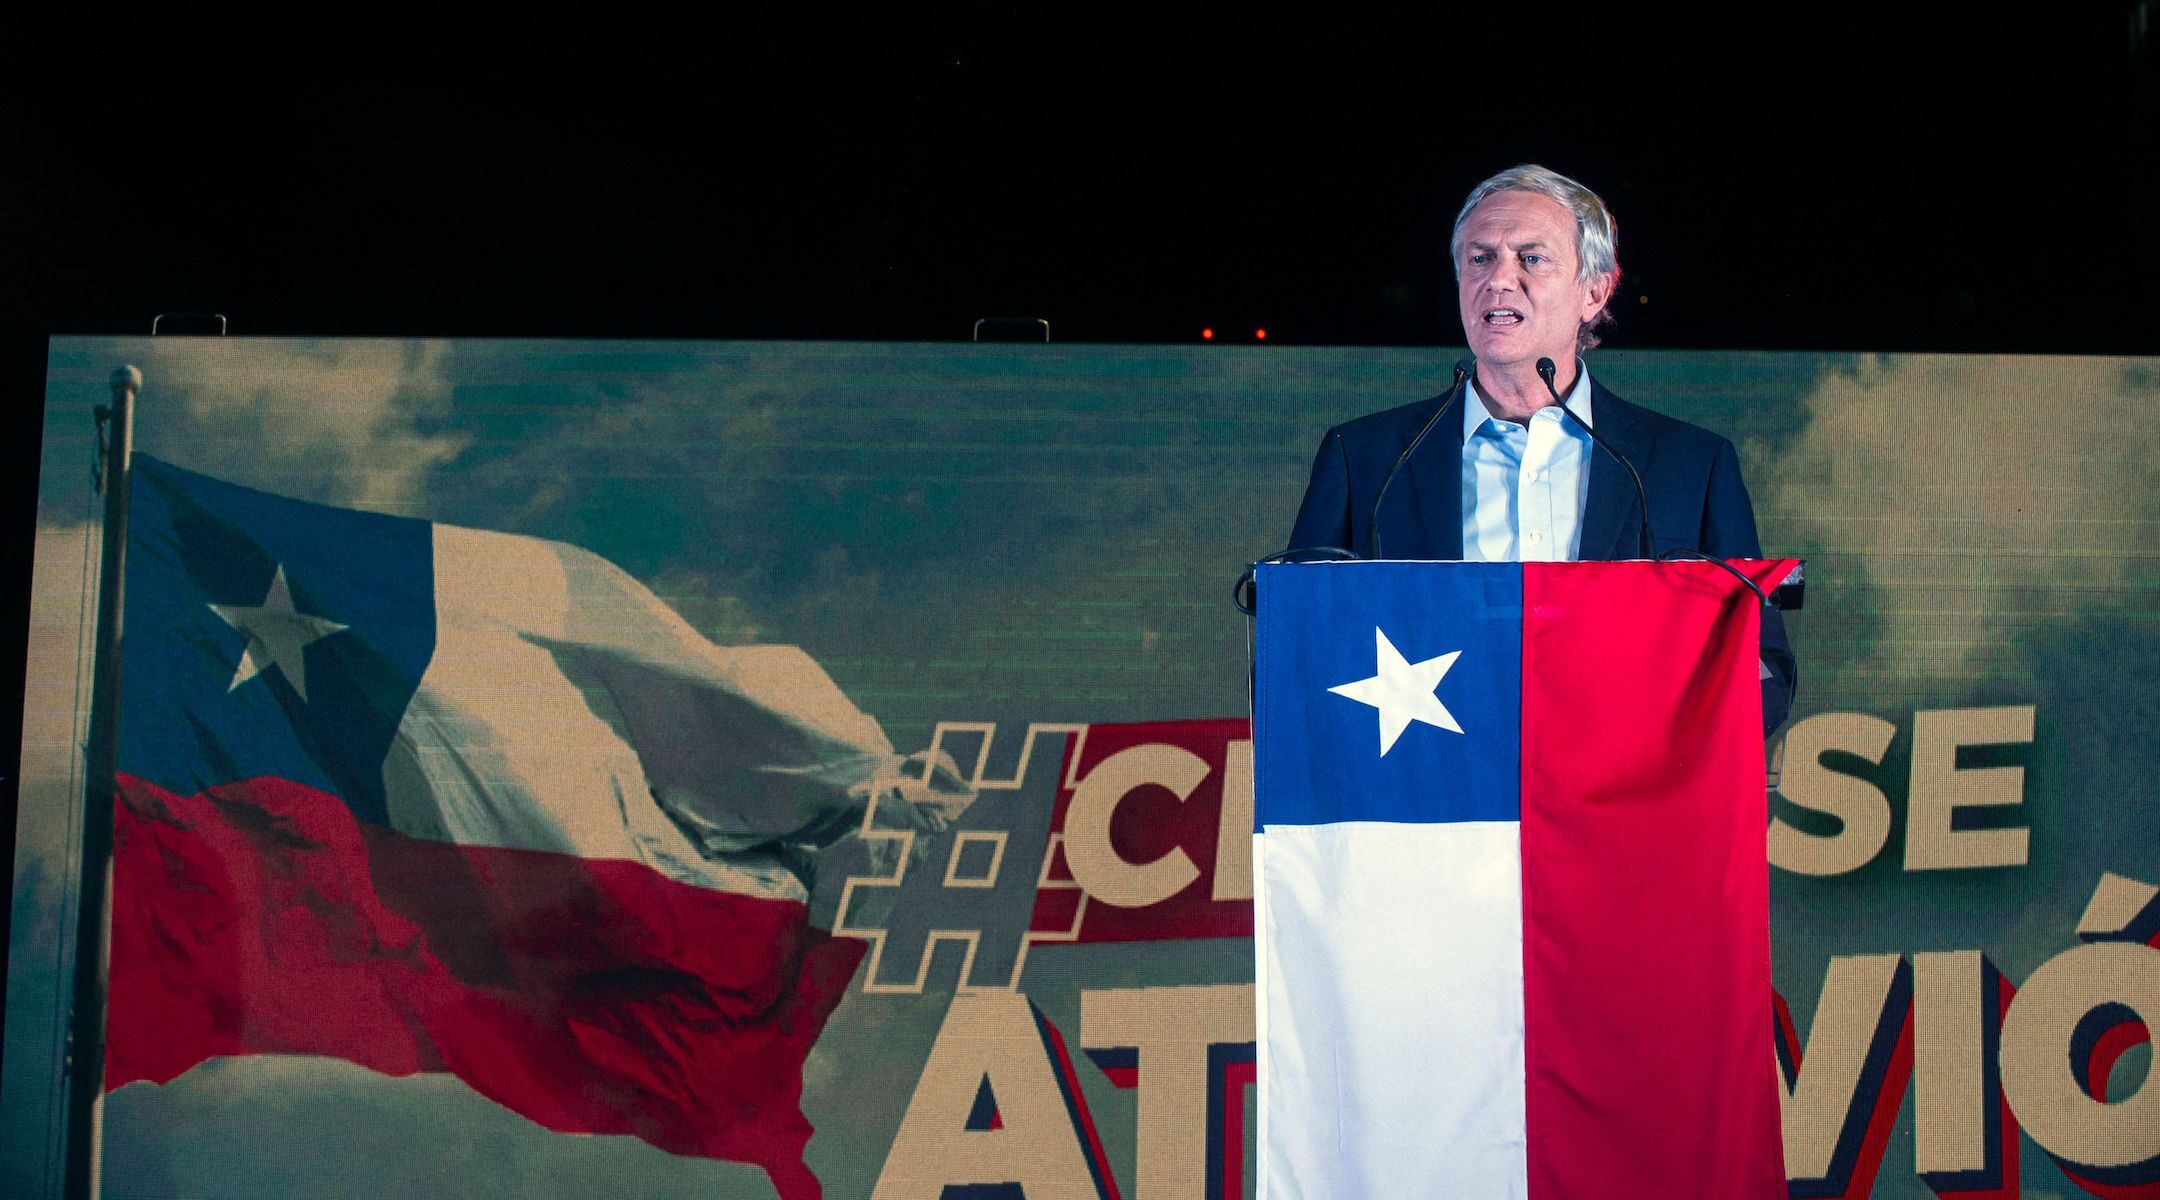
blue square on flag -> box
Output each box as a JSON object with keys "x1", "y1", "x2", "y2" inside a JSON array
[
  {"x1": 122, "y1": 457, "x2": 436, "y2": 824},
  {"x1": 1253, "y1": 560, "x2": 1521, "y2": 827}
]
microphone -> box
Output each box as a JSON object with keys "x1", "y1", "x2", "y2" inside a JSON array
[
  {"x1": 1536, "y1": 357, "x2": 1654, "y2": 560},
  {"x1": 1366, "y1": 359, "x2": 1473, "y2": 559}
]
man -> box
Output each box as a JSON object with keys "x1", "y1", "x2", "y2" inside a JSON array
[{"x1": 1287, "y1": 163, "x2": 1796, "y2": 732}]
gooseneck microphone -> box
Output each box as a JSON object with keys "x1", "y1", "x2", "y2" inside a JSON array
[
  {"x1": 1536, "y1": 357, "x2": 1655, "y2": 560},
  {"x1": 1366, "y1": 359, "x2": 1473, "y2": 559}
]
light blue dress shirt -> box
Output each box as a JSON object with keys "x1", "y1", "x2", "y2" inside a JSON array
[{"x1": 1460, "y1": 364, "x2": 1596, "y2": 562}]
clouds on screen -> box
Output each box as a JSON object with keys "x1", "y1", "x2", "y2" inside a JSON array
[
  {"x1": 1761, "y1": 354, "x2": 2160, "y2": 690},
  {"x1": 419, "y1": 342, "x2": 1337, "y2": 738},
  {"x1": 63, "y1": 338, "x2": 469, "y2": 514},
  {"x1": 102, "y1": 1059, "x2": 771, "y2": 1200}
]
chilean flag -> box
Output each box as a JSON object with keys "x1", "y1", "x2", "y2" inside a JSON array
[
  {"x1": 105, "y1": 456, "x2": 961, "y2": 1199},
  {"x1": 1251, "y1": 559, "x2": 1791, "y2": 1199}
]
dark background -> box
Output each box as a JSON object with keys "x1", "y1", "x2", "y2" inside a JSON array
[
  {"x1": 7, "y1": 9, "x2": 2156, "y2": 349},
  {"x1": 1, "y1": 8, "x2": 2155, "y2": 1020}
]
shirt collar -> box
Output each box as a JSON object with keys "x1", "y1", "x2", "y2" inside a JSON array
[{"x1": 1463, "y1": 358, "x2": 1595, "y2": 439}]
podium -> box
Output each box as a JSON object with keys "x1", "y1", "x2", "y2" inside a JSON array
[{"x1": 1249, "y1": 558, "x2": 1794, "y2": 1200}]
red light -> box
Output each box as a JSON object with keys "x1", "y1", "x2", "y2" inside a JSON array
[
  {"x1": 1201, "y1": 327, "x2": 1214, "y2": 340},
  {"x1": 1255, "y1": 328, "x2": 1268, "y2": 341}
]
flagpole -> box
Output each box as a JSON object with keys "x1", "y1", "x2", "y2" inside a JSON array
[{"x1": 62, "y1": 365, "x2": 138, "y2": 1200}]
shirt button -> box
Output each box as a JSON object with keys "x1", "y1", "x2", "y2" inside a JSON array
[{"x1": 1528, "y1": 532, "x2": 1544, "y2": 544}]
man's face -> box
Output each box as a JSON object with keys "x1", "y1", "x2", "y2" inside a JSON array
[{"x1": 1455, "y1": 190, "x2": 1613, "y2": 371}]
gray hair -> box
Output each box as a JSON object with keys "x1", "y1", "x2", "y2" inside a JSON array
[{"x1": 1450, "y1": 164, "x2": 1621, "y2": 349}]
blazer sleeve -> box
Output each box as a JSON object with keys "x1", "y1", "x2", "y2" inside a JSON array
[
  {"x1": 1700, "y1": 438, "x2": 1798, "y2": 735},
  {"x1": 1287, "y1": 428, "x2": 1355, "y2": 554}
]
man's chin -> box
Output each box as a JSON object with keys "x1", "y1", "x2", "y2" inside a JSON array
[
  {"x1": 1465, "y1": 340, "x2": 1528, "y2": 368},
  {"x1": 1465, "y1": 335, "x2": 1569, "y2": 372}
]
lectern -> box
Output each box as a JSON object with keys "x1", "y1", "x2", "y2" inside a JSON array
[{"x1": 1249, "y1": 558, "x2": 1796, "y2": 1200}]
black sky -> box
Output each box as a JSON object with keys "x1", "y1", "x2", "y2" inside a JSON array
[{"x1": 4, "y1": 9, "x2": 2154, "y2": 351}]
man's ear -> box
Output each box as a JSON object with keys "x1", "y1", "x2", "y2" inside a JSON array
[{"x1": 1582, "y1": 270, "x2": 1618, "y2": 323}]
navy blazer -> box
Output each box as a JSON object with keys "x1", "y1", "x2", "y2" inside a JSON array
[{"x1": 1287, "y1": 376, "x2": 1797, "y2": 733}]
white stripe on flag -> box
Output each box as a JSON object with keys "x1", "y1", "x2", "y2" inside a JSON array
[
  {"x1": 1257, "y1": 820, "x2": 1527, "y2": 1199},
  {"x1": 382, "y1": 524, "x2": 963, "y2": 902}
]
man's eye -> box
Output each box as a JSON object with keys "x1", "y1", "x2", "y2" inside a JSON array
[
  {"x1": 1523, "y1": 254, "x2": 1544, "y2": 265},
  {"x1": 1469, "y1": 253, "x2": 1491, "y2": 265}
]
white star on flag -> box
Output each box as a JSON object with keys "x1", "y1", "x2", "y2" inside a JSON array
[
  {"x1": 1328, "y1": 627, "x2": 1463, "y2": 755},
  {"x1": 208, "y1": 565, "x2": 348, "y2": 701}
]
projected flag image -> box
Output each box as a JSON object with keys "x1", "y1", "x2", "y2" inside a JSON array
[{"x1": 108, "y1": 455, "x2": 974, "y2": 1198}]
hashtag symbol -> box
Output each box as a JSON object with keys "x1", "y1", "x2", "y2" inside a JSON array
[{"x1": 835, "y1": 722, "x2": 1089, "y2": 993}]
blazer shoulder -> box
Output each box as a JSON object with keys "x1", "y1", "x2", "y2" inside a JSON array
[
  {"x1": 1594, "y1": 381, "x2": 1737, "y2": 458},
  {"x1": 1326, "y1": 391, "x2": 1458, "y2": 455}
]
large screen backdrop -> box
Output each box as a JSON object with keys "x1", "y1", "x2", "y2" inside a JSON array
[{"x1": 7, "y1": 339, "x2": 2156, "y2": 1199}]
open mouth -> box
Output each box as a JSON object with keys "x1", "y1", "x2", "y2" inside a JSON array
[{"x1": 1483, "y1": 308, "x2": 1523, "y2": 326}]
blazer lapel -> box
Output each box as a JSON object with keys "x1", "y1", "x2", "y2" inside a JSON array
[{"x1": 1577, "y1": 380, "x2": 1650, "y2": 561}]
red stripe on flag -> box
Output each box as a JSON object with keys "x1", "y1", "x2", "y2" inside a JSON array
[
  {"x1": 1518, "y1": 561, "x2": 1789, "y2": 1200},
  {"x1": 107, "y1": 774, "x2": 863, "y2": 1200}
]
